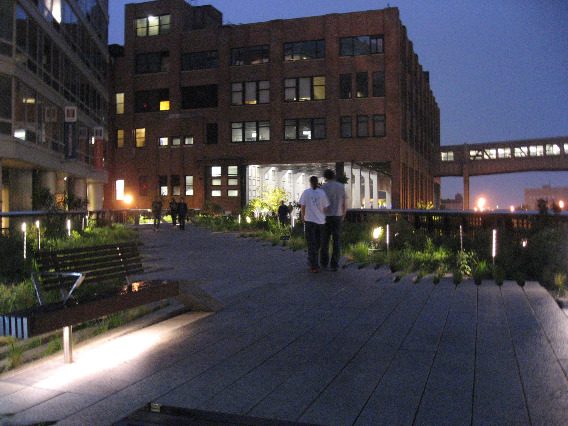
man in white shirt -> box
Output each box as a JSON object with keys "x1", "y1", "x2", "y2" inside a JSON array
[
  {"x1": 320, "y1": 169, "x2": 348, "y2": 271},
  {"x1": 299, "y1": 176, "x2": 330, "y2": 273}
]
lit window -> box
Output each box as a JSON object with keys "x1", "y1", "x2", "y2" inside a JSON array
[
  {"x1": 228, "y1": 190, "x2": 239, "y2": 197},
  {"x1": 231, "y1": 81, "x2": 269, "y2": 105},
  {"x1": 228, "y1": 179, "x2": 238, "y2": 186},
  {"x1": 172, "y1": 137, "x2": 181, "y2": 146},
  {"x1": 184, "y1": 136, "x2": 194, "y2": 145},
  {"x1": 211, "y1": 166, "x2": 222, "y2": 177},
  {"x1": 469, "y1": 149, "x2": 483, "y2": 160},
  {"x1": 159, "y1": 175, "x2": 168, "y2": 196},
  {"x1": 117, "y1": 129, "x2": 124, "y2": 148},
  {"x1": 441, "y1": 151, "x2": 454, "y2": 161},
  {"x1": 135, "y1": 128, "x2": 145, "y2": 147},
  {"x1": 159, "y1": 137, "x2": 168, "y2": 146},
  {"x1": 514, "y1": 147, "x2": 528, "y2": 157},
  {"x1": 545, "y1": 144, "x2": 561, "y2": 155},
  {"x1": 212, "y1": 179, "x2": 222, "y2": 186},
  {"x1": 228, "y1": 166, "x2": 238, "y2": 176},
  {"x1": 159, "y1": 101, "x2": 170, "y2": 111},
  {"x1": 484, "y1": 149, "x2": 497, "y2": 159},
  {"x1": 211, "y1": 190, "x2": 222, "y2": 197},
  {"x1": 185, "y1": 176, "x2": 194, "y2": 196},
  {"x1": 529, "y1": 145, "x2": 544, "y2": 156},
  {"x1": 116, "y1": 180, "x2": 125, "y2": 200},
  {"x1": 116, "y1": 93, "x2": 124, "y2": 114},
  {"x1": 497, "y1": 148, "x2": 511, "y2": 158},
  {"x1": 136, "y1": 14, "x2": 170, "y2": 37}
]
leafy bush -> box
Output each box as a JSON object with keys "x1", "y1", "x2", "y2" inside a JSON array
[
  {"x1": 472, "y1": 260, "x2": 490, "y2": 285},
  {"x1": 0, "y1": 235, "x2": 33, "y2": 284},
  {"x1": 345, "y1": 242, "x2": 370, "y2": 264}
]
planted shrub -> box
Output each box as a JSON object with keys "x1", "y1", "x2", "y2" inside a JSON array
[
  {"x1": 492, "y1": 265, "x2": 506, "y2": 286},
  {"x1": 453, "y1": 269, "x2": 463, "y2": 284},
  {"x1": 347, "y1": 242, "x2": 370, "y2": 264},
  {"x1": 472, "y1": 260, "x2": 490, "y2": 285}
]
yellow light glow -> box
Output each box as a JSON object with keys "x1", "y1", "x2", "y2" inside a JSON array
[
  {"x1": 559, "y1": 200, "x2": 565, "y2": 209},
  {"x1": 510, "y1": 206, "x2": 515, "y2": 212},
  {"x1": 21, "y1": 222, "x2": 26, "y2": 232},
  {"x1": 372, "y1": 227, "x2": 383, "y2": 240},
  {"x1": 246, "y1": 216, "x2": 251, "y2": 224},
  {"x1": 159, "y1": 101, "x2": 170, "y2": 111},
  {"x1": 477, "y1": 197, "x2": 486, "y2": 211},
  {"x1": 124, "y1": 194, "x2": 133, "y2": 204}
]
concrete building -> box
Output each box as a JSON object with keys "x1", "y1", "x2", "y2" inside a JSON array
[
  {"x1": 525, "y1": 185, "x2": 568, "y2": 210},
  {"x1": 106, "y1": 0, "x2": 439, "y2": 213},
  {"x1": 441, "y1": 193, "x2": 464, "y2": 210},
  {"x1": 0, "y1": 1, "x2": 108, "y2": 226}
]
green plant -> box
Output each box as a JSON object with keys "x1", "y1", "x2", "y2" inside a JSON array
[
  {"x1": 346, "y1": 242, "x2": 370, "y2": 264},
  {"x1": 1, "y1": 336, "x2": 23, "y2": 371},
  {"x1": 433, "y1": 265, "x2": 447, "y2": 284},
  {"x1": 472, "y1": 260, "x2": 490, "y2": 285},
  {"x1": 453, "y1": 269, "x2": 463, "y2": 284},
  {"x1": 492, "y1": 265, "x2": 506, "y2": 286},
  {"x1": 456, "y1": 250, "x2": 478, "y2": 276}
]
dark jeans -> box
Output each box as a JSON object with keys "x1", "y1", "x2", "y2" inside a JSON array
[
  {"x1": 305, "y1": 221, "x2": 324, "y2": 270},
  {"x1": 153, "y1": 214, "x2": 161, "y2": 230},
  {"x1": 179, "y1": 214, "x2": 186, "y2": 230},
  {"x1": 321, "y1": 216, "x2": 343, "y2": 268}
]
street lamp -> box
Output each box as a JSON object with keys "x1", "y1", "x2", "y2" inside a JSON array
[
  {"x1": 559, "y1": 200, "x2": 565, "y2": 210},
  {"x1": 477, "y1": 197, "x2": 486, "y2": 211}
]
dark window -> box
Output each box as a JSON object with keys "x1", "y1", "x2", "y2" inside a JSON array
[
  {"x1": 138, "y1": 175, "x2": 148, "y2": 197},
  {"x1": 181, "y1": 50, "x2": 218, "y2": 71},
  {"x1": 284, "y1": 40, "x2": 325, "y2": 61},
  {"x1": 356, "y1": 72, "x2": 368, "y2": 98},
  {"x1": 356, "y1": 115, "x2": 369, "y2": 137},
  {"x1": 340, "y1": 116, "x2": 352, "y2": 138},
  {"x1": 339, "y1": 74, "x2": 351, "y2": 99},
  {"x1": 206, "y1": 123, "x2": 218, "y2": 144},
  {"x1": 135, "y1": 51, "x2": 169, "y2": 74},
  {"x1": 284, "y1": 76, "x2": 325, "y2": 102},
  {"x1": 373, "y1": 114, "x2": 386, "y2": 137},
  {"x1": 171, "y1": 175, "x2": 181, "y2": 196},
  {"x1": 159, "y1": 175, "x2": 168, "y2": 196},
  {"x1": 134, "y1": 89, "x2": 169, "y2": 112},
  {"x1": 231, "y1": 45, "x2": 269, "y2": 66},
  {"x1": 181, "y1": 85, "x2": 218, "y2": 109},
  {"x1": 284, "y1": 118, "x2": 326, "y2": 140},
  {"x1": 231, "y1": 121, "x2": 270, "y2": 142},
  {"x1": 372, "y1": 71, "x2": 385, "y2": 97},
  {"x1": 231, "y1": 81, "x2": 269, "y2": 105},
  {"x1": 340, "y1": 35, "x2": 383, "y2": 56}
]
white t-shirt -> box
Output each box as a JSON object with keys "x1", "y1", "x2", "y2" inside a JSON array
[{"x1": 299, "y1": 187, "x2": 330, "y2": 225}]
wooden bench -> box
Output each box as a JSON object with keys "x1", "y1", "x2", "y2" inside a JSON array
[{"x1": 0, "y1": 242, "x2": 183, "y2": 363}]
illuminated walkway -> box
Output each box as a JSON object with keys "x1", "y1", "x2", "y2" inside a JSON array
[{"x1": 1, "y1": 224, "x2": 568, "y2": 424}]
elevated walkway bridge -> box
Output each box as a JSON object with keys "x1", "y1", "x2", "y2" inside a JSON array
[{"x1": 434, "y1": 136, "x2": 568, "y2": 209}]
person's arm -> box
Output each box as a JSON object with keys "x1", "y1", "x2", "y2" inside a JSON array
[
  {"x1": 300, "y1": 204, "x2": 306, "y2": 221},
  {"x1": 342, "y1": 197, "x2": 348, "y2": 220}
]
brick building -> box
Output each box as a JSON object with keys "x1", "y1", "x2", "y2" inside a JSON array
[{"x1": 106, "y1": 0, "x2": 439, "y2": 212}]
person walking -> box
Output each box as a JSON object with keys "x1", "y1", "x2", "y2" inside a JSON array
[
  {"x1": 320, "y1": 169, "x2": 348, "y2": 271},
  {"x1": 299, "y1": 176, "x2": 329, "y2": 273},
  {"x1": 178, "y1": 197, "x2": 188, "y2": 230},
  {"x1": 278, "y1": 200, "x2": 289, "y2": 225},
  {"x1": 169, "y1": 197, "x2": 178, "y2": 227},
  {"x1": 151, "y1": 196, "x2": 163, "y2": 230}
]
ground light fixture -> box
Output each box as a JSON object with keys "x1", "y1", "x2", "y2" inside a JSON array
[
  {"x1": 66, "y1": 218, "x2": 71, "y2": 237},
  {"x1": 36, "y1": 220, "x2": 41, "y2": 250},
  {"x1": 21, "y1": 222, "x2": 27, "y2": 259},
  {"x1": 492, "y1": 229, "x2": 497, "y2": 265}
]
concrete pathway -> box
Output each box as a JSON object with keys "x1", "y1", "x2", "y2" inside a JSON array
[{"x1": 1, "y1": 224, "x2": 568, "y2": 425}]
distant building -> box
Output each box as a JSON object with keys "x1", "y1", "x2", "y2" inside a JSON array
[
  {"x1": 525, "y1": 185, "x2": 568, "y2": 210},
  {"x1": 105, "y1": 0, "x2": 440, "y2": 213},
  {"x1": 0, "y1": 1, "x2": 109, "y2": 225},
  {"x1": 441, "y1": 193, "x2": 464, "y2": 210}
]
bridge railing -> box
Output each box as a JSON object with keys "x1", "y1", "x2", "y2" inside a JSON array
[{"x1": 346, "y1": 208, "x2": 568, "y2": 238}]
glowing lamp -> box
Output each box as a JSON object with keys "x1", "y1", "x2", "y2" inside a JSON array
[
  {"x1": 124, "y1": 194, "x2": 133, "y2": 205},
  {"x1": 372, "y1": 227, "x2": 383, "y2": 240}
]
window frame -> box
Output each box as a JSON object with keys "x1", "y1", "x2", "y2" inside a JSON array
[
  {"x1": 231, "y1": 121, "x2": 270, "y2": 143},
  {"x1": 284, "y1": 76, "x2": 325, "y2": 102},
  {"x1": 231, "y1": 45, "x2": 269, "y2": 66},
  {"x1": 284, "y1": 118, "x2": 326, "y2": 140},
  {"x1": 284, "y1": 40, "x2": 325, "y2": 61},
  {"x1": 231, "y1": 80, "x2": 269, "y2": 105}
]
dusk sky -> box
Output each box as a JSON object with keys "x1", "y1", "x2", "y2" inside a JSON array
[{"x1": 108, "y1": 0, "x2": 568, "y2": 209}]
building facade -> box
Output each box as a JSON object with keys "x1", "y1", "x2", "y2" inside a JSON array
[
  {"x1": 0, "y1": 0, "x2": 109, "y2": 225},
  {"x1": 525, "y1": 185, "x2": 568, "y2": 210},
  {"x1": 106, "y1": 0, "x2": 439, "y2": 213}
]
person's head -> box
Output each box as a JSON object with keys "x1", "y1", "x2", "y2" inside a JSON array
[
  {"x1": 280, "y1": 200, "x2": 285, "y2": 205},
  {"x1": 309, "y1": 175, "x2": 319, "y2": 189},
  {"x1": 323, "y1": 169, "x2": 335, "y2": 181}
]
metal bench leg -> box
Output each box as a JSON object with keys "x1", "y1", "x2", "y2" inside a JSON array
[{"x1": 63, "y1": 326, "x2": 73, "y2": 363}]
